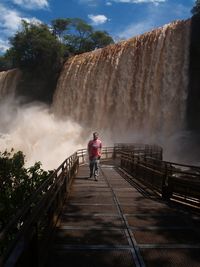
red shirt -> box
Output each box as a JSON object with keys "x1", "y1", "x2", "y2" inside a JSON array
[{"x1": 88, "y1": 139, "x2": 102, "y2": 159}]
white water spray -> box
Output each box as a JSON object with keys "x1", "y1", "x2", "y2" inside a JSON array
[{"x1": 0, "y1": 97, "x2": 85, "y2": 170}]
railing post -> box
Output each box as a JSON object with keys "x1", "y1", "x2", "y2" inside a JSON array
[
  {"x1": 113, "y1": 146, "x2": 116, "y2": 159},
  {"x1": 162, "y1": 163, "x2": 172, "y2": 200}
]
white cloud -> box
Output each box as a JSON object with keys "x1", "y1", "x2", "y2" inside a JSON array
[
  {"x1": 111, "y1": 0, "x2": 166, "y2": 4},
  {"x1": 0, "y1": 4, "x2": 24, "y2": 35},
  {"x1": 79, "y1": 0, "x2": 98, "y2": 6},
  {"x1": 0, "y1": 4, "x2": 41, "y2": 35},
  {"x1": 12, "y1": 0, "x2": 49, "y2": 10},
  {"x1": 80, "y1": 0, "x2": 166, "y2": 5},
  {"x1": 0, "y1": 39, "x2": 10, "y2": 53},
  {"x1": 88, "y1": 14, "x2": 109, "y2": 25},
  {"x1": 0, "y1": 4, "x2": 42, "y2": 53}
]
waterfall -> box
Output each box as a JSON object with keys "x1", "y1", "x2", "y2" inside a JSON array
[
  {"x1": 0, "y1": 69, "x2": 84, "y2": 169},
  {"x1": 0, "y1": 69, "x2": 21, "y2": 100},
  {"x1": 0, "y1": 19, "x2": 194, "y2": 165},
  {"x1": 53, "y1": 20, "x2": 190, "y2": 142}
]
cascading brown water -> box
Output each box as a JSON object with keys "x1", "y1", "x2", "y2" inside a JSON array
[
  {"x1": 0, "y1": 69, "x2": 21, "y2": 100},
  {"x1": 53, "y1": 20, "x2": 190, "y2": 140},
  {"x1": 0, "y1": 19, "x2": 195, "y2": 165},
  {"x1": 0, "y1": 69, "x2": 84, "y2": 169}
]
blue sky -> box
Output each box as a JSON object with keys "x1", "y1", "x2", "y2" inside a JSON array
[{"x1": 0, "y1": 0, "x2": 195, "y2": 54}]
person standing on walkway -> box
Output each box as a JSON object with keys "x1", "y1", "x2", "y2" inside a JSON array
[{"x1": 88, "y1": 132, "x2": 102, "y2": 181}]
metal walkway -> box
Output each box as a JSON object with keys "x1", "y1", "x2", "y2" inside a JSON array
[{"x1": 46, "y1": 162, "x2": 200, "y2": 267}]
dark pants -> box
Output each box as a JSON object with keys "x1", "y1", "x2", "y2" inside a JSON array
[{"x1": 89, "y1": 158, "x2": 100, "y2": 178}]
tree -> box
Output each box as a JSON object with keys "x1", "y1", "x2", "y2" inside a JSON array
[
  {"x1": 0, "y1": 150, "x2": 50, "y2": 230},
  {"x1": 90, "y1": 30, "x2": 114, "y2": 49},
  {"x1": 1, "y1": 18, "x2": 114, "y2": 102},
  {"x1": 191, "y1": 0, "x2": 200, "y2": 16},
  {"x1": 4, "y1": 20, "x2": 66, "y2": 102},
  {"x1": 62, "y1": 18, "x2": 114, "y2": 54},
  {"x1": 0, "y1": 55, "x2": 12, "y2": 71},
  {"x1": 5, "y1": 18, "x2": 114, "y2": 73},
  {"x1": 63, "y1": 18, "x2": 92, "y2": 54},
  {"x1": 71, "y1": 18, "x2": 93, "y2": 39},
  {"x1": 51, "y1": 18, "x2": 71, "y2": 41},
  {"x1": 6, "y1": 20, "x2": 64, "y2": 76}
]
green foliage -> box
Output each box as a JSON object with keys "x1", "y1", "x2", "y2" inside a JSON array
[
  {"x1": 1, "y1": 17, "x2": 114, "y2": 102},
  {"x1": 51, "y1": 18, "x2": 71, "y2": 40},
  {"x1": 0, "y1": 149, "x2": 50, "y2": 230},
  {"x1": 191, "y1": 0, "x2": 200, "y2": 16},
  {"x1": 3, "y1": 17, "x2": 114, "y2": 72},
  {"x1": 0, "y1": 54, "x2": 13, "y2": 71},
  {"x1": 71, "y1": 18, "x2": 93, "y2": 37},
  {"x1": 90, "y1": 31, "x2": 114, "y2": 49},
  {"x1": 52, "y1": 18, "x2": 114, "y2": 54},
  {"x1": 65, "y1": 18, "x2": 93, "y2": 53},
  {"x1": 6, "y1": 20, "x2": 63, "y2": 76}
]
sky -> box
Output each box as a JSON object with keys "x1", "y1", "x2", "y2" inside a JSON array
[{"x1": 0, "y1": 0, "x2": 195, "y2": 54}]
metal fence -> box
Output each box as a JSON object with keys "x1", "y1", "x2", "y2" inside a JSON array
[
  {"x1": 0, "y1": 146, "x2": 119, "y2": 267},
  {"x1": 120, "y1": 149, "x2": 200, "y2": 204},
  {"x1": 0, "y1": 152, "x2": 79, "y2": 267},
  {"x1": 1, "y1": 143, "x2": 200, "y2": 267}
]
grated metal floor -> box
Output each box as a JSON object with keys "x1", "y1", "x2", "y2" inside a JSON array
[{"x1": 46, "y1": 162, "x2": 200, "y2": 267}]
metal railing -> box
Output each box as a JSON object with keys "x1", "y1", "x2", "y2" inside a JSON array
[
  {"x1": 0, "y1": 152, "x2": 79, "y2": 267},
  {"x1": 1, "y1": 143, "x2": 200, "y2": 267},
  {"x1": 76, "y1": 147, "x2": 117, "y2": 164},
  {"x1": 0, "y1": 146, "x2": 118, "y2": 267},
  {"x1": 120, "y1": 150, "x2": 200, "y2": 204}
]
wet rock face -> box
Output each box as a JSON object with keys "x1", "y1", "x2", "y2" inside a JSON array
[
  {"x1": 53, "y1": 20, "x2": 190, "y2": 137},
  {"x1": 187, "y1": 15, "x2": 200, "y2": 132}
]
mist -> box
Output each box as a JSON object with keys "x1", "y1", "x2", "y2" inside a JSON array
[
  {"x1": 0, "y1": 96, "x2": 86, "y2": 170},
  {"x1": 0, "y1": 95, "x2": 199, "y2": 171}
]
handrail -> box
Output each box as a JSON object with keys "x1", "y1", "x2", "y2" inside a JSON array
[
  {"x1": 0, "y1": 146, "x2": 117, "y2": 267},
  {"x1": 1, "y1": 143, "x2": 200, "y2": 267},
  {"x1": 76, "y1": 147, "x2": 117, "y2": 164},
  {"x1": 120, "y1": 150, "x2": 200, "y2": 204},
  {"x1": 0, "y1": 152, "x2": 79, "y2": 267}
]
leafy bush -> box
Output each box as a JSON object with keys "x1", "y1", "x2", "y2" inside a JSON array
[{"x1": 0, "y1": 149, "x2": 50, "y2": 231}]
